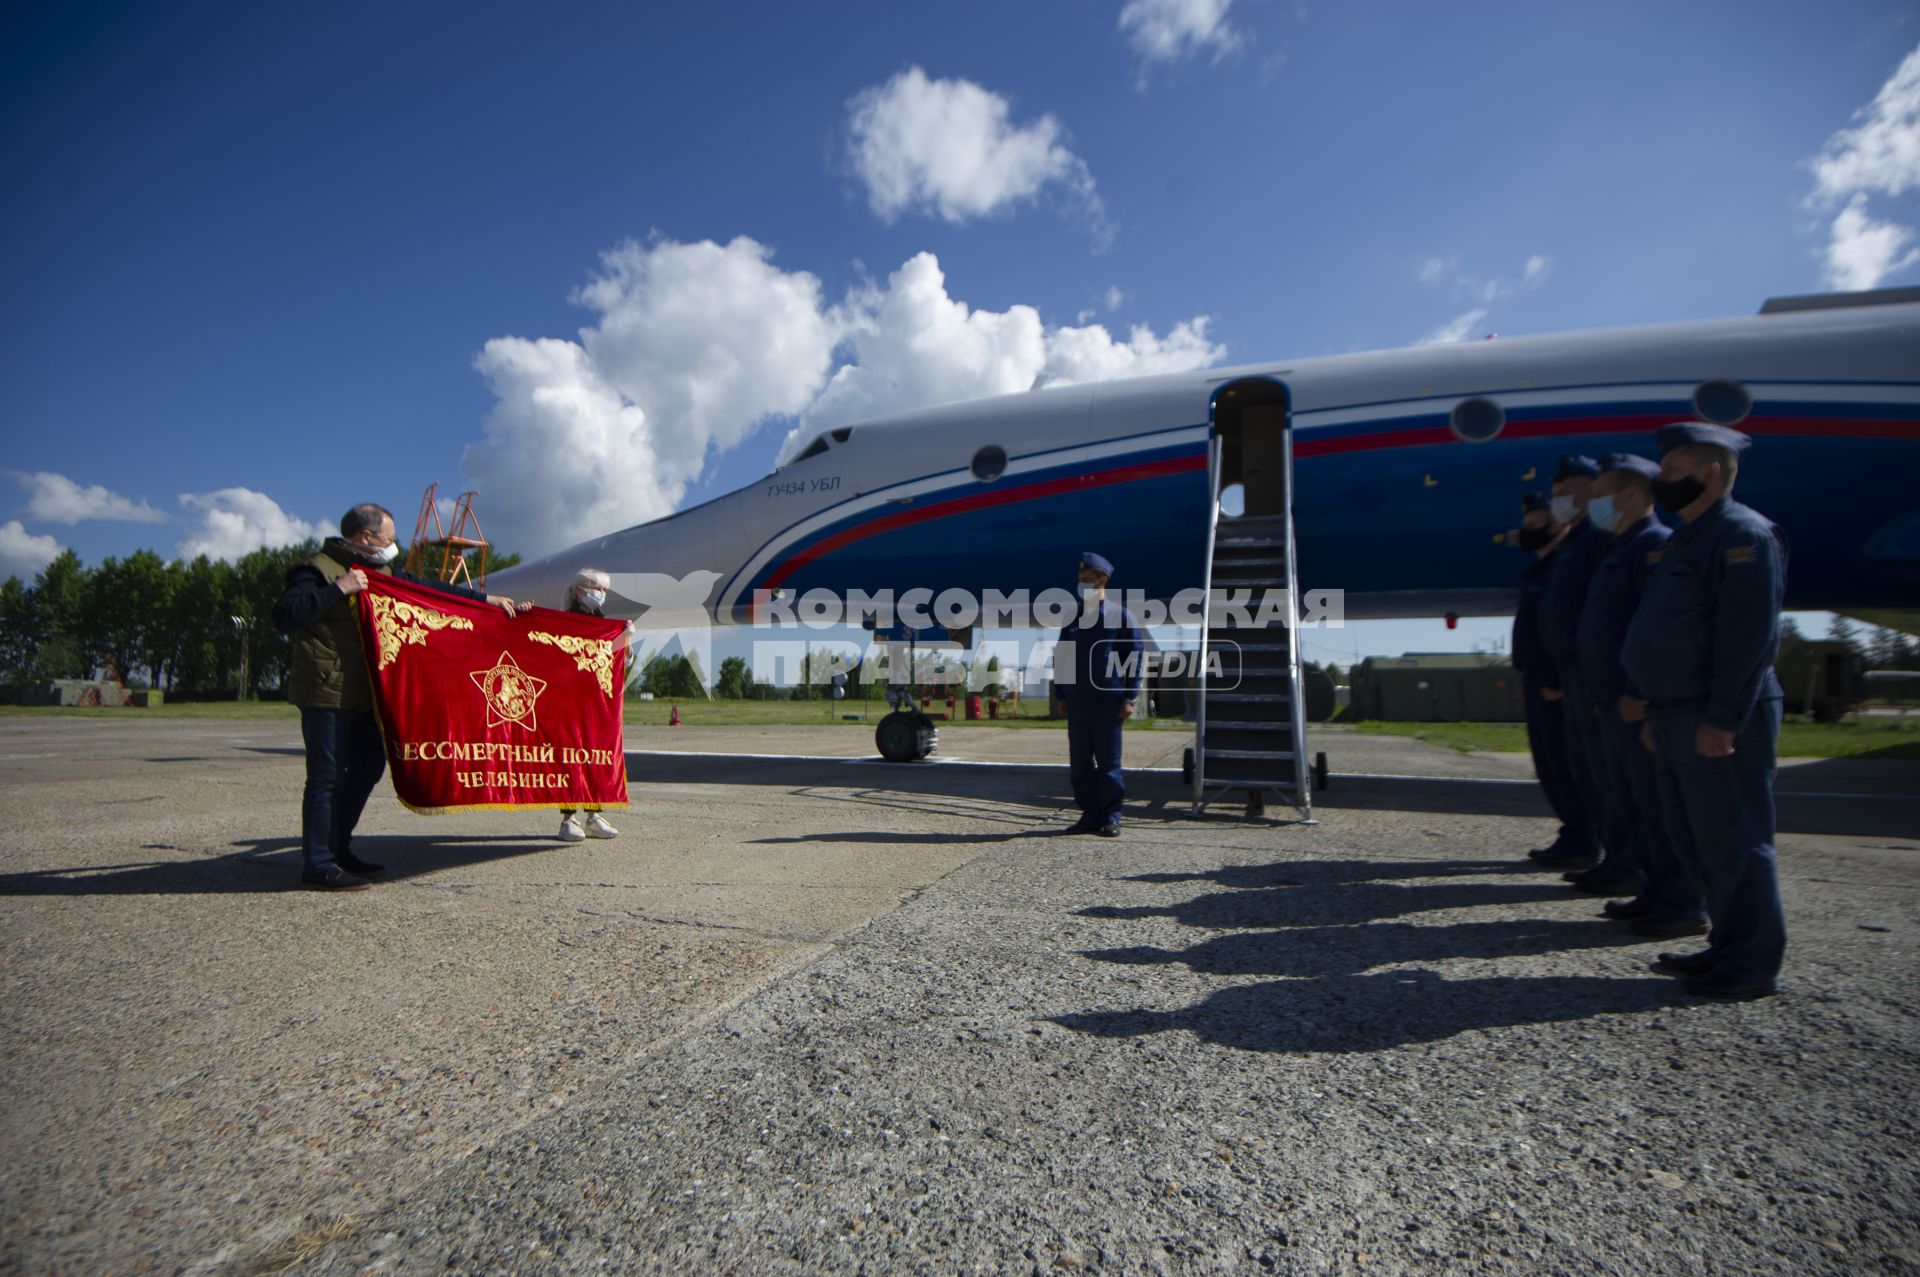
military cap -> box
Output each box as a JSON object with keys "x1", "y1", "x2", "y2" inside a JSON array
[
  {"x1": 1519, "y1": 492, "x2": 1550, "y2": 513},
  {"x1": 1655, "y1": 422, "x2": 1752, "y2": 455},
  {"x1": 1079, "y1": 551, "x2": 1115, "y2": 578},
  {"x1": 1554, "y1": 454, "x2": 1601, "y2": 480},
  {"x1": 1599, "y1": 453, "x2": 1661, "y2": 481}
]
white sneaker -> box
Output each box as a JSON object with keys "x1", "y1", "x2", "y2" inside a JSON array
[
  {"x1": 584, "y1": 812, "x2": 619, "y2": 839},
  {"x1": 557, "y1": 815, "x2": 585, "y2": 843}
]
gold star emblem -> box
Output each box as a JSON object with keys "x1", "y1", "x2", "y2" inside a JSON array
[{"x1": 469, "y1": 651, "x2": 547, "y2": 732}]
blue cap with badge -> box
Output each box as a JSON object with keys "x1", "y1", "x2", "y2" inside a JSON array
[
  {"x1": 1554, "y1": 454, "x2": 1600, "y2": 480},
  {"x1": 1655, "y1": 422, "x2": 1752, "y2": 455},
  {"x1": 1080, "y1": 551, "x2": 1115, "y2": 578},
  {"x1": 1599, "y1": 453, "x2": 1661, "y2": 480}
]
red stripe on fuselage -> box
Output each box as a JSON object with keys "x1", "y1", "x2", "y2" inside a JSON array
[
  {"x1": 760, "y1": 452, "x2": 1208, "y2": 593},
  {"x1": 757, "y1": 409, "x2": 1916, "y2": 590}
]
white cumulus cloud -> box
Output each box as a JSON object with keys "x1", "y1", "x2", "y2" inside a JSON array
[
  {"x1": 1414, "y1": 308, "x2": 1489, "y2": 346},
  {"x1": 457, "y1": 239, "x2": 1227, "y2": 554},
  {"x1": 176, "y1": 489, "x2": 329, "y2": 562},
  {"x1": 847, "y1": 67, "x2": 1107, "y2": 241},
  {"x1": 1811, "y1": 45, "x2": 1920, "y2": 203},
  {"x1": 463, "y1": 236, "x2": 839, "y2": 555},
  {"x1": 782, "y1": 252, "x2": 1224, "y2": 460},
  {"x1": 1823, "y1": 194, "x2": 1920, "y2": 291},
  {"x1": 1120, "y1": 0, "x2": 1241, "y2": 71},
  {"x1": 0, "y1": 520, "x2": 62, "y2": 583},
  {"x1": 9, "y1": 471, "x2": 165, "y2": 524},
  {"x1": 1807, "y1": 43, "x2": 1920, "y2": 290}
]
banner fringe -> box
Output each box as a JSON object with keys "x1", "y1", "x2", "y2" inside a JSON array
[{"x1": 393, "y1": 797, "x2": 632, "y2": 815}]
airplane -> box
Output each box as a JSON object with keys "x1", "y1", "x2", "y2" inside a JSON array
[{"x1": 494, "y1": 285, "x2": 1920, "y2": 757}]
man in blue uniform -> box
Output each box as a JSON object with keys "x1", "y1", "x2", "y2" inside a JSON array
[
  {"x1": 1532, "y1": 455, "x2": 1612, "y2": 873},
  {"x1": 1571, "y1": 455, "x2": 1708, "y2": 937},
  {"x1": 1622, "y1": 423, "x2": 1788, "y2": 1000},
  {"x1": 1510, "y1": 492, "x2": 1595, "y2": 866},
  {"x1": 1053, "y1": 552, "x2": 1143, "y2": 837}
]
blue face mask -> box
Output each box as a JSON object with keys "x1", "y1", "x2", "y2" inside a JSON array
[{"x1": 1587, "y1": 494, "x2": 1624, "y2": 533}]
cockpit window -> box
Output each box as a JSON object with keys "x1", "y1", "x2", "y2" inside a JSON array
[{"x1": 794, "y1": 435, "x2": 830, "y2": 462}]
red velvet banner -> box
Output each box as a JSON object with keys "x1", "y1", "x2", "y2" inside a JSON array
[{"x1": 353, "y1": 572, "x2": 629, "y2": 813}]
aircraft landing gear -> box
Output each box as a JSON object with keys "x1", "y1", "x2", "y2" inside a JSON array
[{"x1": 876, "y1": 710, "x2": 938, "y2": 762}]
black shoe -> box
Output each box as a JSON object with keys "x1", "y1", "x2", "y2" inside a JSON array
[
  {"x1": 1631, "y1": 915, "x2": 1710, "y2": 939},
  {"x1": 336, "y1": 853, "x2": 386, "y2": 875},
  {"x1": 1682, "y1": 974, "x2": 1777, "y2": 1001},
  {"x1": 1653, "y1": 950, "x2": 1717, "y2": 977},
  {"x1": 1094, "y1": 823, "x2": 1120, "y2": 838},
  {"x1": 1061, "y1": 817, "x2": 1099, "y2": 835},
  {"x1": 300, "y1": 867, "x2": 371, "y2": 892},
  {"x1": 1603, "y1": 898, "x2": 1653, "y2": 920}
]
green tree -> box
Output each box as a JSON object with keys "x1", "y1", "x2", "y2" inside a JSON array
[
  {"x1": 638, "y1": 654, "x2": 673, "y2": 697},
  {"x1": 27, "y1": 550, "x2": 86, "y2": 679},
  {"x1": 0, "y1": 577, "x2": 33, "y2": 684},
  {"x1": 120, "y1": 550, "x2": 175, "y2": 687},
  {"x1": 715, "y1": 655, "x2": 748, "y2": 699},
  {"x1": 668, "y1": 652, "x2": 705, "y2": 699}
]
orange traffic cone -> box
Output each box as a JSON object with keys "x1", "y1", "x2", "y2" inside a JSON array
[{"x1": 669, "y1": 703, "x2": 681, "y2": 727}]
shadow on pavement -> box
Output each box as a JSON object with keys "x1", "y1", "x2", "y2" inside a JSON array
[
  {"x1": 1054, "y1": 852, "x2": 1683, "y2": 1053},
  {"x1": 0, "y1": 834, "x2": 565, "y2": 896},
  {"x1": 1052, "y1": 969, "x2": 1684, "y2": 1054}
]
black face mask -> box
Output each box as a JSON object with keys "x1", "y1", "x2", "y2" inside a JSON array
[
  {"x1": 1651, "y1": 474, "x2": 1707, "y2": 512},
  {"x1": 1517, "y1": 525, "x2": 1555, "y2": 552}
]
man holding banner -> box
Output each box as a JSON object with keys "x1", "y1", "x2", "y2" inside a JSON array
[{"x1": 273, "y1": 502, "x2": 537, "y2": 891}]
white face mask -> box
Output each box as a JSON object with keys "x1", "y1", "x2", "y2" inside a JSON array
[
  {"x1": 1549, "y1": 494, "x2": 1580, "y2": 525},
  {"x1": 1078, "y1": 583, "x2": 1102, "y2": 605},
  {"x1": 370, "y1": 541, "x2": 399, "y2": 565},
  {"x1": 580, "y1": 588, "x2": 606, "y2": 609},
  {"x1": 1587, "y1": 494, "x2": 1625, "y2": 533}
]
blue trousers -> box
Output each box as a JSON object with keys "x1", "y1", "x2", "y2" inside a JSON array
[
  {"x1": 1596, "y1": 699, "x2": 1704, "y2": 920},
  {"x1": 1548, "y1": 672, "x2": 1610, "y2": 855},
  {"x1": 1066, "y1": 698, "x2": 1126, "y2": 825},
  {"x1": 300, "y1": 706, "x2": 387, "y2": 874},
  {"x1": 1523, "y1": 673, "x2": 1593, "y2": 850},
  {"x1": 1650, "y1": 701, "x2": 1787, "y2": 986}
]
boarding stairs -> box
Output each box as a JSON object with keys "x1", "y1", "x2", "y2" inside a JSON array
[{"x1": 1189, "y1": 426, "x2": 1314, "y2": 820}]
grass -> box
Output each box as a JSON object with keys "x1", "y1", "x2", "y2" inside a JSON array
[
  {"x1": 1348, "y1": 715, "x2": 1920, "y2": 760},
  {"x1": 9, "y1": 698, "x2": 1915, "y2": 758},
  {"x1": 0, "y1": 700, "x2": 299, "y2": 719}
]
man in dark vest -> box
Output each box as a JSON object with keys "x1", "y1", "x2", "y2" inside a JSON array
[{"x1": 272, "y1": 502, "x2": 526, "y2": 890}]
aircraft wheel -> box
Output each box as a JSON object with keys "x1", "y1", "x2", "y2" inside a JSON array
[{"x1": 876, "y1": 711, "x2": 922, "y2": 762}]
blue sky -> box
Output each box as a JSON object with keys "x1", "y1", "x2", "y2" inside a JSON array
[{"x1": 4, "y1": 0, "x2": 1917, "y2": 661}]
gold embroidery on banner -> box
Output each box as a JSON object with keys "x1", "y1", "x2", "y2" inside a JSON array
[
  {"x1": 469, "y1": 651, "x2": 547, "y2": 732},
  {"x1": 527, "y1": 631, "x2": 619, "y2": 697},
  {"x1": 367, "y1": 592, "x2": 476, "y2": 670}
]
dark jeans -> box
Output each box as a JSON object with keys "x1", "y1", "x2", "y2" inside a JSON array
[
  {"x1": 300, "y1": 706, "x2": 387, "y2": 874},
  {"x1": 1523, "y1": 672, "x2": 1592, "y2": 850},
  {"x1": 1066, "y1": 697, "x2": 1127, "y2": 825},
  {"x1": 1596, "y1": 699, "x2": 1704, "y2": 920},
  {"x1": 1650, "y1": 700, "x2": 1787, "y2": 985},
  {"x1": 1558, "y1": 672, "x2": 1612, "y2": 859}
]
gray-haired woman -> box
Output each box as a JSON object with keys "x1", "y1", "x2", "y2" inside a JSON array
[{"x1": 556, "y1": 568, "x2": 628, "y2": 843}]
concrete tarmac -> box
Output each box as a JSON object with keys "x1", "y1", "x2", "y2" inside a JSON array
[{"x1": 0, "y1": 717, "x2": 1915, "y2": 1275}]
